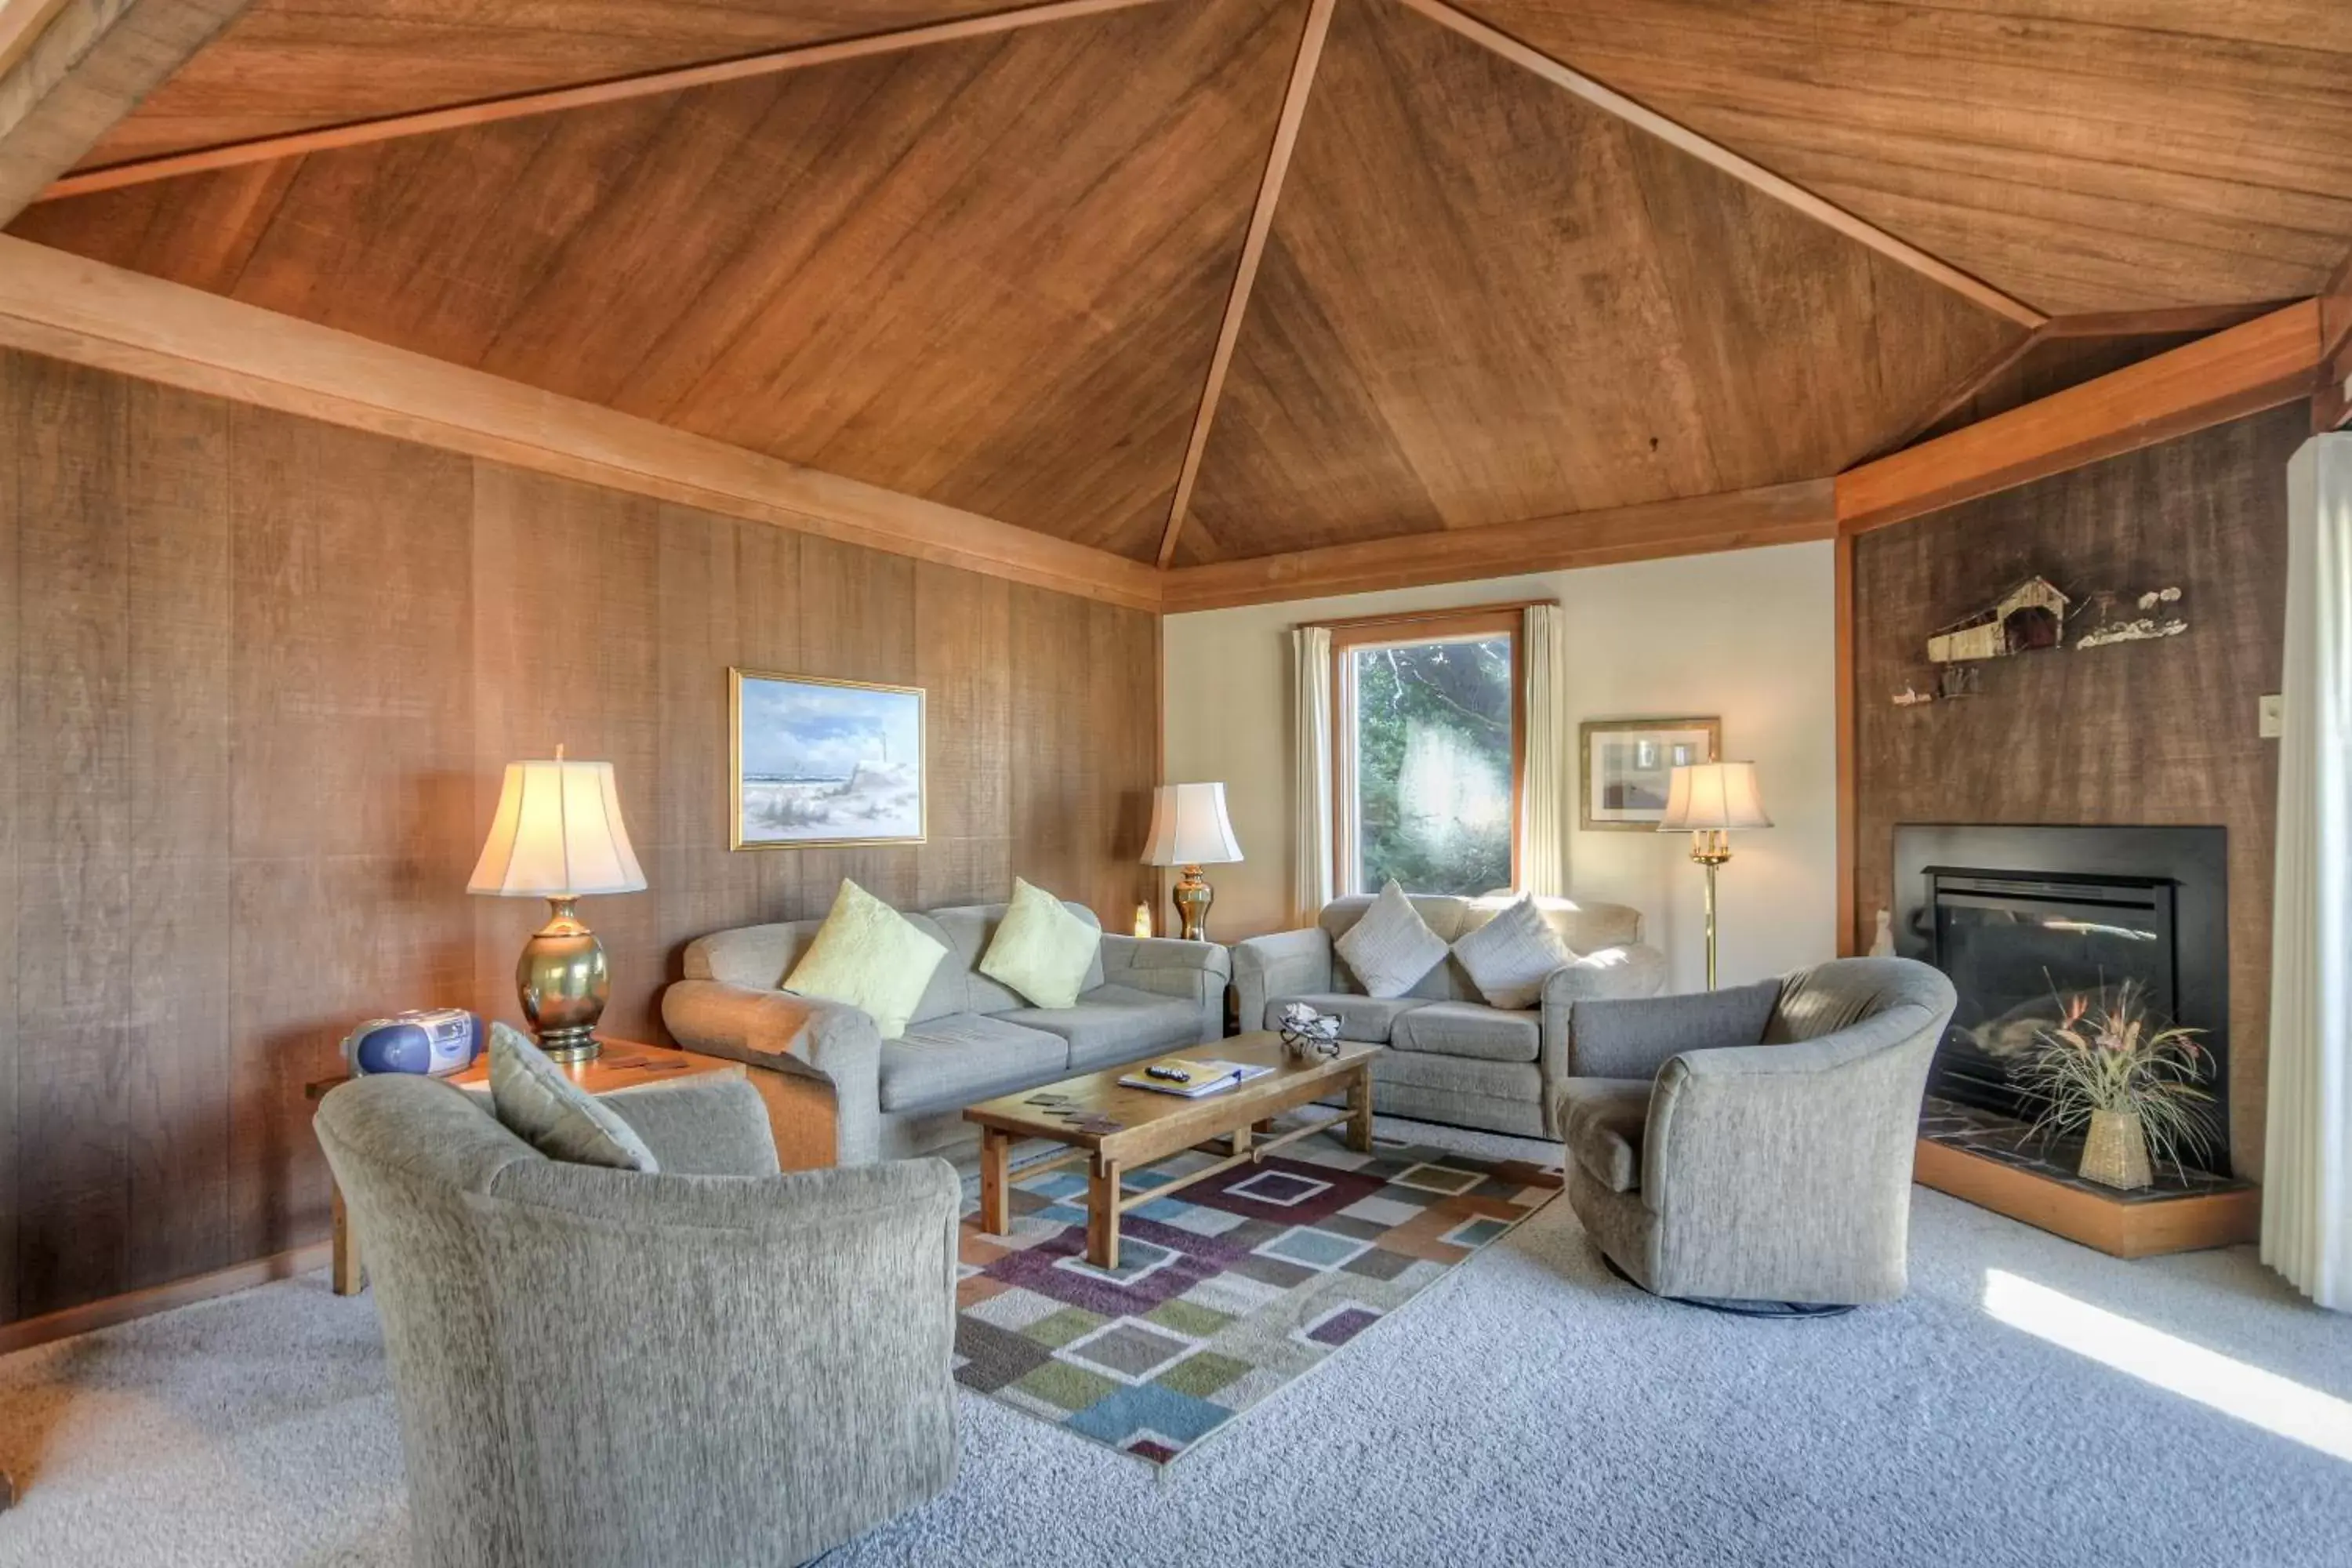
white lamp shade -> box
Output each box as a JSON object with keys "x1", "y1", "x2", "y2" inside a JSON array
[
  {"x1": 1657, "y1": 761, "x2": 1773, "y2": 832},
  {"x1": 1141, "y1": 782, "x2": 1243, "y2": 866},
  {"x1": 467, "y1": 758, "x2": 648, "y2": 897}
]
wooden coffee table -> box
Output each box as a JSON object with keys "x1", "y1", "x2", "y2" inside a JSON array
[{"x1": 964, "y1": 1030, "x2": 1378, "y2": 1269}]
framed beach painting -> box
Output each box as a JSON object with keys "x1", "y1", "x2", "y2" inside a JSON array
[
  {"x1": 1579, "y1": 717, "x2": 1719, "y2": 831},
  {"x1": 730, "y1": 669, "x2": 926, "y2": 850}
]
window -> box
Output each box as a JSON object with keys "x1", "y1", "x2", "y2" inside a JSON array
[{"x1": 1332, "y1": 610, "x2": 1523, "y2": 896}]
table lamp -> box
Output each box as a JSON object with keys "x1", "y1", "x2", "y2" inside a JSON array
[
  {"x1": 1657, "y1": 761, "x2": 1771, "y2": 991},
  {"x1": 467, "y1": 748, "x2": 646, "y2": 1062},
  {"x1": 1142, "y1": 782, "x2": 1243, "y2": 942}
]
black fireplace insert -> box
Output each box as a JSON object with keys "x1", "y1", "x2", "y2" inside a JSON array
[{"x1": 1892, "y1": 825, "x2": 2229, "y2": 1175}]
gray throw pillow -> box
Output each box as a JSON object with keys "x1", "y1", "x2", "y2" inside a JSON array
[
  {"x1": 488, "y1": 1022, "x2": 659, "y2": 1172},
  {"x1": 1453, "y1": 894, "x2": 1573, "y2": 1010},
  {"x1": 1335, "y1": 881, "x2": 1450, "y2": 999}
]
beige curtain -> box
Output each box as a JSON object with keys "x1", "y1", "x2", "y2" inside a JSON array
[
  {"x1": 1291, "y1": 626, "x2": 1334, "y2": 922},
  {"x1": 2265, "y1": 434, "x2": 2352, "y2": 1311},
  {"x1": 1520, "y1": 604, "x2": 1570, "y2": 898}
]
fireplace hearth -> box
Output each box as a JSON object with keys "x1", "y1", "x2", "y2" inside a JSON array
[{"x1": 1891, "y1": 824, "x2": 2230, "y2": 1178}]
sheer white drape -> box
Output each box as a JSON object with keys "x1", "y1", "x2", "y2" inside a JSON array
[
  {"x1": 1291, "y1": 626, "x2": 1334, "y2": 923},
  {"x1": 2265, "y1": 434, "x2": 2352, "y2": 1311},
  {"x1": 1521, "y1": 604, "x2": 1570, "y2": 898}
]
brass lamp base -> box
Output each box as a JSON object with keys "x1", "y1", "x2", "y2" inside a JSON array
[
  {"x1": 517, "y1": 895, "x2": 610, "y2": 1062},
  {"x1": 1686, "y1": 830, "x2": 1732, "y2": 992},
  {"x1": 1171, "y1": 865, "x2": 1214, "y2": 942}
]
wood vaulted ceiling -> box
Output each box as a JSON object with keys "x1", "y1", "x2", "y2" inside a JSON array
[{"x1": 11, "y1": 0, "x2": 2352, "y2": 568}]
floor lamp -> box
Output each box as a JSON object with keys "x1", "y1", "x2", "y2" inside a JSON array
[{"x1": 1657, "y1": 761, "x2": 1772, "y2": 990}]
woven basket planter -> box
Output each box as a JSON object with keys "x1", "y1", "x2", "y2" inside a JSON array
[{"x1": 2079, "y1": 1109, "x2": 2154, "y2": 1190}]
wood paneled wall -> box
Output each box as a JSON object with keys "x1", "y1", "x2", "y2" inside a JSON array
[
  {"x1": 1853, "y1": 405, "x2": 2301, "y2": 1178},
  {"x1": 0, "y1": 347, "x2": 1160, "y2": 1330}
]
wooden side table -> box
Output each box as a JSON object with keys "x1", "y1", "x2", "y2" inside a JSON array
[{"x1": 305, "y1": 1036, "x2": 746, "y2": 1296}]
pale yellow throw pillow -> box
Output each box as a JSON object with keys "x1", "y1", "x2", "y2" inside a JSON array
[
  {"x1": 784, "y1": 879, "x2": 948, "y2": 1040},
  {"x1": 978, "y1": 878, "x2": 1102, "y2": 1010}
]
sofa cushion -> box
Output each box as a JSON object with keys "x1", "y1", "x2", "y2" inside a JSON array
[
  {"x1": 877, "y1": 1013, "x2": 1072, "y2": 1113},
  {"x1": 1559, "y1": 1076, "x2": 1653, "y2": 1193},
  {"x1": 1265, "y1": 993, "x2": 1429, "y2": 1043},
  {"x1": 932, "y1": 902, "x2": 1106, "y2": 1014},
  {"x1": 1000, "y1": 984, "x2": 1205, "y2": 1070},
  {"x1": 1334, "y1": 880, "x2": 1450, "y2": 998},
  {"x1": 786, "y1": 879, "x2": 950, "y2": 1040},
  {"x1": 1390, "y1": 1001, "x2": 1541, "y2": 1064},
  {"x1": 1450, "y1": 893, "x2": 1572, "y2": 1010},
  {"x1": 978, "y1": 877, "x2": 1102, "y2": 1010},
  {"x1": 486, "y1": 1022, "x2": 659, "y2": 1173}
]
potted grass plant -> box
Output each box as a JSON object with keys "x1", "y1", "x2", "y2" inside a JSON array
[{"x1": 2020, "y1": 981, "x2": 2215, "y2": 1190}]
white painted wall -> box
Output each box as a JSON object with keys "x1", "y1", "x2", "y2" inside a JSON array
[{"x1": 1161, "y1": 543, "x2": 1838, "y2": 993}]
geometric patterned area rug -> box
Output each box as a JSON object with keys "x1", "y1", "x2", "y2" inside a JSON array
[{"x1": 953, "y1": 1127, "x2": 1561, "y2": 1466}]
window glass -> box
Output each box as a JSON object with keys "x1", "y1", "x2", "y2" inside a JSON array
[{"x1": 1344, "y1": 633, "x2": 1515, "y2": 895}]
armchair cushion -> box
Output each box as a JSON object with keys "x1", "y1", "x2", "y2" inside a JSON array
[
  {"x1": 1559, "y1": 1076, "x2": 1652, "y2": 1192},
  {"x1": 1265, "y1": 992, "x2": 1429, "y2": 1042},
  {"x1": 1451, "y1": 894, "x2": 1573, "y2": 1009},
  {"x1": 1390, "y1": 1002, "x2": 1540, "y2": 1064},
  {"x1": 1001, "y1": 984, "x2": 1207, "y2": 1069},
  {"x1": 977, "y1": 877, "x2": 1102, "y2": 1010},
  {"x1": 598, "y1": 1074, "x2": 780, "y2": 1177},
  {"x1": 786, "y1": 878, "x2": 950, "y2": 1040},
  {"x1": 878, "y1": 1013, "x2": 1069, "y2": 1112},
  {"x1": 1566, "y1": 978, "x2": 1779, "y2": 1080},
  {"x1": 487, "y1": 1023, "x2": 659, "y2": 1173},
  {"x1": 1334, "y1": 880, "x2": 1450, "y2": 998}
]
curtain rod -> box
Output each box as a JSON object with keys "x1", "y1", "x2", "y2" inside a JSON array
[{"x1": 1299, "y1": 598, "x2": 1558, "y2": 632}]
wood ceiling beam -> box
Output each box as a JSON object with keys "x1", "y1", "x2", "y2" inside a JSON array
[
  {"x1": 0, "y1": 0, "x2": 247, "y2": 220},
  {"x1": 1156, "y1": 0, "x2": 1334, "y2": 569},
  {"x1": 33, "y1": 0, "x2": 1170, "y2": 203},
  {"x1": 1837, "y1": 299, "x2": 2324, "y2": 534},
  {"x1": 0, "y1": 238, "x2": 1163, "y2": 610},
  {"x1": 1159, "y1": 480, "x2": 1835, "y2": 613},
  {"x1": 1388, "y1": 0, "x2": 2045, "y2": 332},
  {"x1": 2318, "y1": 249, "x2": 2352, "y2": 429},
  {"x1": 1864, "y1": 300, "x2": 2298, "y2": 466}
]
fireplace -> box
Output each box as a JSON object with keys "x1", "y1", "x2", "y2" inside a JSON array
[{"x1": 1891, "y1": 825, "x2": 2230, "y2": 1176}]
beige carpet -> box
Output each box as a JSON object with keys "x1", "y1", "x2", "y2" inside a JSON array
[{"x1": 4, "y1": 1117, "x2": 2351, "y2": 1567}]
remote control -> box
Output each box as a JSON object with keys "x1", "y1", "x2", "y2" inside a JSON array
[{"x1": 1145, "y1": 1065, "x2": 1191, "y2": 1083}]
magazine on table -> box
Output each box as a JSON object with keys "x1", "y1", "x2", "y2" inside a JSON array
[{"x1": 1116, "y1": 1058, "x2": 1276, "y2": 1098}]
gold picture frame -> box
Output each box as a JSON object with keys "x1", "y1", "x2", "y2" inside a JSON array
[
  {"x1": 1578, "y1": 717, "x2": 1720, "y2": 832},
  {"x1": 729, "y1": 667, "x2": 927, "y2": 850}
]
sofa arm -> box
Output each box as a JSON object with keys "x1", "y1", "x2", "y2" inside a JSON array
[
  {"x1": 1639, "y1": 1025, "x2": 1940, "y2": 1301},
  {"x1": 1230, "y1": 927, "x2": 1334, "y2": 1034},
  {"x1": 1100, "y1": 936, "x2": 1232, "y2": 1042},
  {"x1": 661, "y1": 980, "x2": 884, "y2": 1166}
]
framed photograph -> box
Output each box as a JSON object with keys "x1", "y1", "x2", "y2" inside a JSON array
[
  {"x1": 730, "y1": 668, "x2": 926, "y2": 850},
  {"x1": 1579, "y1": 717, "x2": 1720, "y2": 831}
]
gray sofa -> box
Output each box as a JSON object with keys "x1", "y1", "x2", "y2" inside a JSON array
[
  {"x1": 314, "y1": 1069, "x2": 960, "y2": 1568},
  {"x1": 663, "y1": 898, "x2": 1229, "y2": 1164},
  {"x1": 1556, "y1": 957, "x2": 1958, "y2": 1306},
  {"x1": 1231, "y1": 893, "x2": 1667, "y2": 1139}
]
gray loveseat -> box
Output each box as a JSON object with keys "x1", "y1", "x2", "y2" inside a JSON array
[
  {"x1": 664, "y1": 898, "x2": 1229, "y2": 1164},
  {"x1": 1556, "y1": 957, "x2": 1958, "y2": 1306},
  {"x1": 1231, "y1": 893, "x2": 1667, "y2": 1139},
  {"x1": 315, "y1": 1069, "x2": 960, "y2": 1567}
]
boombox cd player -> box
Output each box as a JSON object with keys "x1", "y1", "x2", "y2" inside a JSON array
[{"x1": 342, "y1": 1008, "x2": 481, "y2": 1077}]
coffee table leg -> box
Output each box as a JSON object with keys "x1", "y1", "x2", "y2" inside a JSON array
[
  {"x1": 331, "y1": 1181, "x2": 365, "y2": 1296},
  {"x1": 1087, "y1": 1156, "x2": 1121, "y2": 1271},
  {"x1": 979, "y1": 1128, "x2": 1011, "y2": 1236},
  {"x1": 1346, "y1": 1065, "x2": 1375, "y2": 1153}
]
